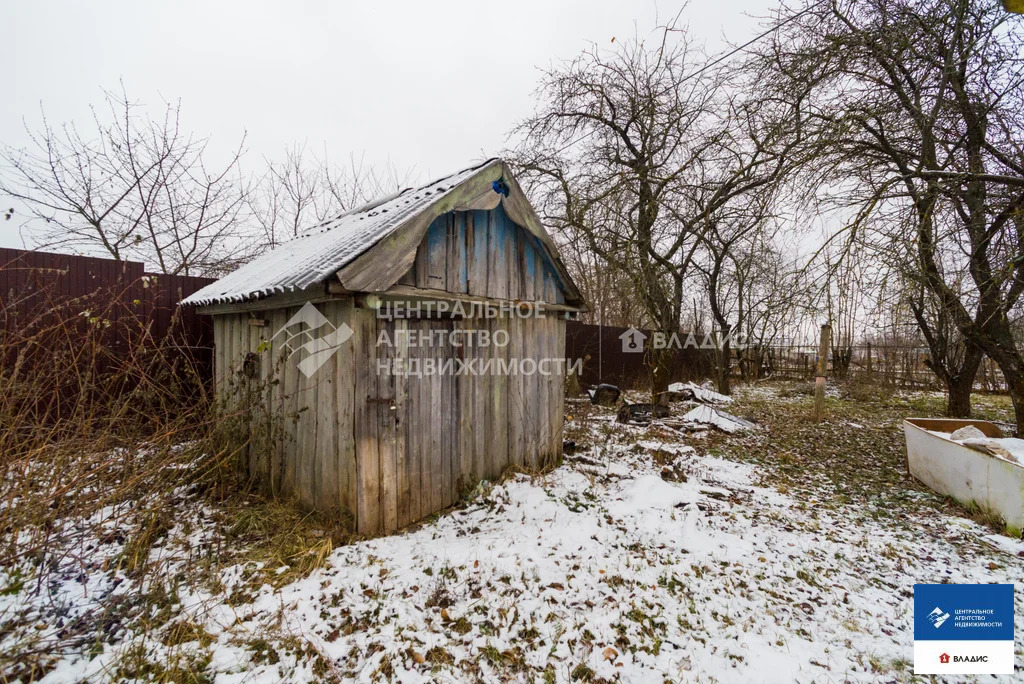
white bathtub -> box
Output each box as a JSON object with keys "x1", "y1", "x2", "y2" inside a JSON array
[{"x1": 903, "y1": 418, "x2": 1024, "y2": 536}]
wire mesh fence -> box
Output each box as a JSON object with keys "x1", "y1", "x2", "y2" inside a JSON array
[
  {"x1": 759, "y1": 343, "x2": 1007, "y2": 392},
  {"x1": 564, "y1": 321, "x2": 1007, "y2": 393}
]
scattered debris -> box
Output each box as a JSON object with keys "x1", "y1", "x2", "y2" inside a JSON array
[
  {"x1": 590, "y1": 383, "x2": 621, "y2": 407},
  {"x1": 961, "y1": 437, "x2": 1024, "y2": 466},
  {"x1": 636, "y1": 440, "x2": 695, "y2": 459},
  {"x1": 668, "y1": 381, "x2": 733, "y2": 405},
  {"x1": 950, "y1": 425, "x2": 988, "y2": 441},
  {"x1": 928, "y1": 425, "x2": 1024, "y2": 466},
  {"x1": 470, "y1": 479, "x2": 492, "y2": 500},
  {"x1": 680, "y1": 404, "x2": 757, "y2": 434},
  {"x1": 616, "y1": 402, "x2": 669, "y2": 424}
]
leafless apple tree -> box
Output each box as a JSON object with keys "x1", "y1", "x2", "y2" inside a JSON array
[
  {"x1": 248, "y1": 146, "x2": 406, "y2": 249},
  {"x1": 0, "y1": 89, "x2": 251, "y2": 276},
  {"x1": 1, "y1": 89, "x2": 411, "y2": 277},
  {"x1": 513, "y1": 22, "x2": 807, "y2": 404},
  {"x1": 756, "y1": 0, "x2": 1024, "y2": 424}
]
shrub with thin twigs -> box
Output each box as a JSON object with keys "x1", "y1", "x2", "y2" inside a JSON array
[{"x1": 0, "y1": 278, "x2": 278, "y2": 680}]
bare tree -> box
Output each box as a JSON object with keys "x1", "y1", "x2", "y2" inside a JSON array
[
  {"x1": 693, "y1": 189, "x2": 781, "y2": 393},
  {"x1": 699, "y1": 220, "x2": 813, "y2": 391},
  {"x1": 1, "y1": 88, "x2": 251, "y2": 276},
  {"x1": 907, "y1": 278, "x2": 985, "y2": 416},
  {"x1": 249, "y1": 147, "x2": 406, "y2": 248},
  {"x1": 823, "y1": 250, "x2": 864, "y2": 379},
  {"x1": 760, "y1": 0, "x2": 1024, "y2": 428},
  {"x1": 858, "y1": 201, "x2": 986, "y2": 414},
  {"x1": 513, "y1": 22, "x2": 805, "y2": 404},
  {"x1": 557, "y1": 233, "x2": 651, "y2": 329},
  {"x1": 741, "y1": 246, "x2": 812, "y2": 379}
]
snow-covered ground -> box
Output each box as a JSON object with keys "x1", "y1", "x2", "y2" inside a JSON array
[{"x1": 4, "y1": 397, "x2": 1023, "y2": 682}]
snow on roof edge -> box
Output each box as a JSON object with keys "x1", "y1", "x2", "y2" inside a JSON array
[{"x1": 181, "y1": 158, "x2": 501, "y2": 307}]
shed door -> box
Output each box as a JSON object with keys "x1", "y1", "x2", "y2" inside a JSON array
[{"x1": 359, "y1": 317, "x2": 460, "y2": 535}]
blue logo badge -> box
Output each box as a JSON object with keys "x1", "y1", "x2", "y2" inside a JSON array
[{"x1": 913, "y1": 584, "x2": 1014, "y2": 641}]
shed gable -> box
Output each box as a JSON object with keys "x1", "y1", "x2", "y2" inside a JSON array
[
  {"x1": 182, "y1": 158, "x2": 584, "y2": 310},
  {"x1": 395, "y1": 204, "x2": 566, "y2": 304}
]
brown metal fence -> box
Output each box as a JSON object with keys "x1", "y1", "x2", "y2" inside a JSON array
[
  {"x1": 565, "y1": 321, "x2": 715, "y2": 389},
  {"x1": 0, "y1": 248, "x2": 215, "y2": 387}
]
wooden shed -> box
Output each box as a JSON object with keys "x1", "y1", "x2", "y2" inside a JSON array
[{"x1": 184, "y1": 159, "x2": 585, "y2": 536}]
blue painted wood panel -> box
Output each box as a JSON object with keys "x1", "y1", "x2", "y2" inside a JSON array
[{"x1": 402, "y1": 203, "x2": 567, "y2": 304}]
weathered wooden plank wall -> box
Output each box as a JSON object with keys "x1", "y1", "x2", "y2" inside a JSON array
[
  {"x1": 214, "y1": 302, "x2": 358, "y2": 520},
  {"x1": 400, "y1": 206, "x2": 566, "y2": 304},
  {"x1": 214, "y1": 304, "x2": 567, "y2": 537},
  {"x1": 212, "y1": 205, "x2": 574, "y2": 537}
]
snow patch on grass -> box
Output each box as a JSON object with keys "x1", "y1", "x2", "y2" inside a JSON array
[{"x1": 4, "y1": 389, "x2": 1023, "y2": 682}]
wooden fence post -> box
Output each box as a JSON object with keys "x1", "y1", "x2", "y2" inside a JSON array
[{"x1": 813, "y1": 323, "x2": 831, "y2": 423}]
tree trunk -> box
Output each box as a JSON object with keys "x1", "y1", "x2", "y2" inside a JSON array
[
  {"x1": 983, "y1": 350, "x2": 1024, "y2": 436},
  {"x1": 956, "y1": 324, "x2": 1022, "y2": 435},
  {"x1": 715, "y1": 337, "x2": 732, "y2": 395},
  {"x1": 651, "y1": 343, "x2": 673, "y2": 407},
  {"x1": 1008, "y1": 378, "x2": 1024, "y2": 438},
  {"x1": 813, "y1": 323, "x2": 830, "y2": 423},
  {"x1": 945, "y1": 347, "x2": 983, "y2": 418},
  {"x1": 946, "y1": 375, "x2": 973, "y2": 417},
  {"x1": 737, "y1": 346, "x2": 750, "y2": 383}
]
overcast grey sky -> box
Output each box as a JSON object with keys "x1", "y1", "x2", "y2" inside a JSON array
[{"x1": 2, "y1": 0, "x2": 772, "y2": 250}]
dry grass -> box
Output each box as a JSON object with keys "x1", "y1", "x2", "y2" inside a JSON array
[
  {"x1": 704, "y1": 381, "x2": 1020, "y2": 537},
  {"x1": 222, "y1": 501, "x2": 350, "y2": 588},
  {"x1": 0, "y1": 285, "x2": 351, "y2": 681},
  {"x1": 3, "y1": 290, "x2": 1019, "y2": 683}
]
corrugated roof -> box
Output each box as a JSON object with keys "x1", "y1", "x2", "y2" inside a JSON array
[{"x1": 182, "y1": 159, "x2": 500, "y2": 306}]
